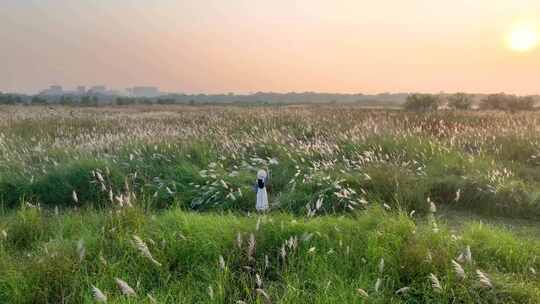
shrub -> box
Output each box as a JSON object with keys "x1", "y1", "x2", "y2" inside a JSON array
[
  {"x1": 404, "y1": 94, "x2": 440, "y2": 111},
  {"x1": 480, "y1": 93, "x2": 535, "y2": 111},
  {"x1": 447, "y1": 92, "x2": 472, "y2": 110},
  {"x1": 21, "y1": 241, "x2": 81, "y2": 304},
  {"x1": 29, "y1": 160, "x2": 125, "y2": 208},
  {"x1": 0, "y1": 172, "x2": 30, "y2": 208},
  {"x1": 5, "y1": 207, "x2": 51, "y2": 250}
]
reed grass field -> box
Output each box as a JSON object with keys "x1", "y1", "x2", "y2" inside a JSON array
[{"x1": 1, "y1": 105, "x2": 540, "y2": 303}]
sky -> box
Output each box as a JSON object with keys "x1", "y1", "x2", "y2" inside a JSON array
[{"x1": 1, "y1": 0, "x2": 540, "y2": 95}]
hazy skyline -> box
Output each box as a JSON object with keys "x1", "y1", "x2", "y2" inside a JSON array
[{"x1": 1, "y1": 0, "x2": 539, "y2": 95}]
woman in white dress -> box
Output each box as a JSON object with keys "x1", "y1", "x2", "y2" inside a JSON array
[{"x1": 255, "y1": 169, "x2": 269, "y2": 212}]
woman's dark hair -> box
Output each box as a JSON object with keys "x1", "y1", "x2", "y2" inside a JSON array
[{"x1": 257, "y1": 179, "x2": 265, "y2": 189}]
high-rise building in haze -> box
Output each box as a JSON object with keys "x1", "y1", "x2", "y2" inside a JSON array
[
  {"x1": 77, "y1": 86, "x2": 86, "y2": 95},
  {"x1": 88, "y1": 86, "x2": 106, "y2": 95},
  {"x1": 128, "y1": 87, "x2": 160, "y2": 98},
  {"x1": 40, "y1": 85, "x2": 63, "y2": 96}
]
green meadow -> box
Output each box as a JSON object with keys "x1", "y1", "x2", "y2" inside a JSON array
[{"x1": 1, "y1": 105, "x2": 540, "y2": 303}]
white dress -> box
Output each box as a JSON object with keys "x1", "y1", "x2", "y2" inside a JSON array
[
  {"x1": 256, "y1": 170, "x2": 269, "y2": 211},
  {"x1": 256, "y1": 185, "x2": 269, "y2": 211}
]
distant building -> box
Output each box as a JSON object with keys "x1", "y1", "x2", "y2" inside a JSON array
[
  {"x1": 105, "y1": 90, "x2": 123, "y2": 96},
  {"x1": 77, "y1": 86, "x2": 86, "y2": 95},
  {"x1": 128, "y1": 86, "x2": 160, "y2": 98},
  {"x1": 88, "y1": 86, "x2": 106, "y2": 95},
  {"x1": 40, "y1": 85, "x2": 63, "y2": 96}
]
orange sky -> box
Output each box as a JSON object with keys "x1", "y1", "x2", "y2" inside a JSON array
[{"x1": 1, "y1": 0, "x2": 539, "y2": 94}]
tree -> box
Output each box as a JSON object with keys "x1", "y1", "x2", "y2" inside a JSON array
[
  {"x1": 480, "y1": 93, "x2": 510, "y2": 110},
  {"x1": 31, "y1": 96, "x2": 47, "y2": 105},
  {"x1": 480, "y1": 93, "x2": 535, "y2": 111},
  {"x1": 157, "y1": 98, "x2": 175, "y2": 105},
  {"x1": 0, "y1": 93, "x2": 18, "y2": 105},
  {"x1": 140, "y1": 98, "x2": 153, "y2": 105},
  {"x1": 404, "y1": 94, "x2": 440, "y2": 111},
  {"x1": 116, "y1": 97, "x2": 128, "y2": 106},
  {"x1": 514, "y1": 96, "x2": 535, "y2": 111},
  {"x1": 80, "y1": 96, "x2": 99, "y2": 107},
  {"x1": 448, "y1": 93, "x2": 472, "y2": 110},
  {"x1": 59, "y1": 96, "x2": 74, "y2": 106}
]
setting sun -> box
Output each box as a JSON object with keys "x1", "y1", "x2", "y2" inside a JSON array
[{"x1": 507, "y1": 24, "x2": 539, "y2": 52}]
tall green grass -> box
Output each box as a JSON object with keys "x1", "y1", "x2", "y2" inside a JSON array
[
  {"x1": 2, "y1": 108, "x2": 540, "y2": 219},
  {"x1": 2, "y1": 136, "x2": 539, "y2": 219},
  {"x1": 0, "y1": 206, "x2": 539, "y2": 303}
]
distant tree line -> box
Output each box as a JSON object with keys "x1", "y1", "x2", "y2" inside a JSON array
[
  {"x1": 478, "y1": 94, "x2": 536, "y2": 111},
  {"x1": 0, "y1": 92, "x2": 408, "y2": 107},
  {"x1": 404, "y1": 93, "x2": 539, "y2": 112},
  {"x1": 1, "y1": 91, "x2": 538, "y2": 111},
  {"x1": 0, "y1": 93, "x2": 23, "y2": 105}
]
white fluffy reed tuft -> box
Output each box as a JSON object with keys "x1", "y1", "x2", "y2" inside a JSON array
[
  {"x1": 219, "y1": 255, "x2": 226, "y2": 270},
  {"x1": 132, "y1": 235, "x2": 162, "y2": 267},
  {"x1": 147, "y1": 294, "x2": 157, "y2": 303},
  {"x1": 356, "y1": 288, "x2": 369, "y2": 298},
  {"x1": 451, "y1": 260, "x2": 466, "y2": 280},
  {"x1": 264, "y1": 255, "x2": 270, "y2": 270},
  {"x1": 429, "y1": 273, "x2": 442, "y2": 293},
  {"x1": 457, "y1": 245, "x2": 473, "y2": 264},
  {"x1": 464, "y1": 246, "x2": 473, "y2": 264},
  {"x1": 91, "y1": 285, "x2": 107, "y2": 302},
  {"x1": 207, "y1": 285, "x2": 214, "y2": 299},
  {"x1": 395, "y1": 286, "x2": 410, "y2": 295},
  {"x1": 247, "y1": 233, "x2": 256, "y2": 259},
  {"x1": 256, "y1": 217, "x2": 262, "y2": 231},
  {"x1": 476, "y1": 270, "x2": 493, "y2": 289},
  {"x1": 255, "y1": 288, "x2": 271, "y2": 304},
  {"x1": 236, "y1": 232, "x2": 243, "y2": 249},
  {"x1": 428, "y1": 197, "x2": 437, "y2": 213},
  {"x1": 255, "y1": 273, "x2": 263, "y2": 288},
  {"x1": 77, "y1": 239, "x2": 85, "y2": 262},
  {"x1": 115, "y1": 278, "x2": 136, "y2": 296},
  {"x1": 378, "y1": 258, "x2": 385, "y2": 274},
  {"x1": 374, "y1": 278, "x2": 382, "y2": 293}
]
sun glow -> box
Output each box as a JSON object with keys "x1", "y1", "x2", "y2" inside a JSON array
[{"x1": 507, "y1": 23, "x2": 539, "y2": 52}]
